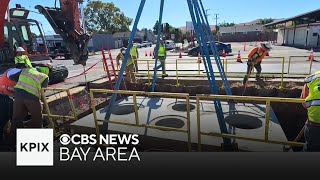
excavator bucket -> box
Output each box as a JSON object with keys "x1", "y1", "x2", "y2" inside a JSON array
[{"x1": 35, "y1": 3, "x2": 90, "y2": 66}]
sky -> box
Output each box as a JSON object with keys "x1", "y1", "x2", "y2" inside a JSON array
[{"x1": 8, "y1": 0, "x2": 319, "y2": 35}]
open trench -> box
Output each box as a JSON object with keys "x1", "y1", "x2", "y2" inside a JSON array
[{"x1": 45, "y1": 77, "x2": 307, "y2": 152}]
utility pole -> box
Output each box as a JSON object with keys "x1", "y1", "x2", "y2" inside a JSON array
[
  {"x1": 205, "y1": 9, "x2": 210, "y2": 18},
  {"x1": 214, "y1": 14, "x2": 220, "y2": 41}
]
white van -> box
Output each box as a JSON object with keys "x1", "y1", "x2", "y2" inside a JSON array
[{"x1": 165, "y1": 40, "x2": 175, "y2": 50}]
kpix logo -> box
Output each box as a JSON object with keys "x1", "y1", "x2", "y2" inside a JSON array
[{"x1": 17, "y1": 129, "x2": 54, "y2": 166}]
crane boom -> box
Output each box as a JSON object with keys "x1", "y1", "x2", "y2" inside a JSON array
[{"x1": 36, "y1": 0, "x2": 90, "y2": 66}]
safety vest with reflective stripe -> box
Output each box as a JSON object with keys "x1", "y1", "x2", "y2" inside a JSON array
[
  {"x1": 158, "y1": 45, "x2": 165, "y2": 57},
  {"x1": 15, "y1": 68, "x2": 48, "y2": 99},
  {"x1": 249, "y1": 47, "x2": 265, "y2": 63},
  {"x1": 119, "y1": 53, "x2": 134, "y2": 67},
  {"x1": 304, "y1": 71, "x2": 320, "y2": 123},
  {"x1": 0, "y1": 69, "x2": 16, "y2": 96},
  {"x1": 14, "y1": 55, "x2": 33, "y2": 68},
  {"x1": 36, "y1": 66, "x2": 50, "y2": 76},
  {"x1": 130, "y1": 45, "x2": 138, "y2": 57}
]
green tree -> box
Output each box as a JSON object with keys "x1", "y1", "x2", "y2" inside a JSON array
[
  {"x1": 84, "y1": 1, "x2": 132, "y2": 34},
  {"x1": 258, "y1": 18, "x2": 274, "y2": 25},
  {"x1": 153, "y1": 21, "x2": 160, "y2": 34}
]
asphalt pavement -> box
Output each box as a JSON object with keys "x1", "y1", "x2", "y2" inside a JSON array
[{"x1": 41, "y1": 42, "x2": 320, "y2": 90}]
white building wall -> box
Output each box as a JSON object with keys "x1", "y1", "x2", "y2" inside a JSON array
[
  {"x1": 220, "y1": 25, "x2": 264, "y2": 34},
  {"x1": 308, "y1": 26, "x2": 320, "y2": 46},
  {"x1": 277, "y1": 29, "x2": 284, "y2": 44},
  {"x1": 287, "y1": 29, "x2": 294, "y2": 44},
  {"x1": 294, "y1": 27, "x2": 308, "y2": 46}
]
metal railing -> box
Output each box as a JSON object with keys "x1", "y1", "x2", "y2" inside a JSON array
[
  {"x1": 196, "y1": 94, "x2": 305, "y2": 151},
  {"x1": 41, "y1": 88, "x2": 78, "y2": 136},
  {"x1": 89, "y1": 89, "x2": 192, "y2": 151},
  {"x1": 288, "y1": 56, "x2": 320, "y2": 75},
  {"x1": 41, "y1": 87, "x2": 308, "y2": 151}
]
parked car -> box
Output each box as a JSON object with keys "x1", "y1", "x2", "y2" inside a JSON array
[
  {"x1": 187, "y1": 41, "x2": 232, "y2": 57},
  {"x1": 48, "y1": 46, "x2": 72, "y2": 59},
  {"x1": 135, "y1": 43, "x2": 142, "y2": 48},
  {"x1": 165, "y1": 40, "x2": 175, "y2": 50},
  {"x1": 142, "y1": 41, "x2": 152, "y2": 47}
]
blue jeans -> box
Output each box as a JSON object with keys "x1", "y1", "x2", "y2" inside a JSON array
[
  {"x1": 303, "y1": 124, "x2": 320, "y2": 152},
  {"x1": 0, "y1": 95, "x2": 13, "y2": 145}
]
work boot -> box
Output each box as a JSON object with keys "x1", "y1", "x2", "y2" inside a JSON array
[
  {"x1": 255, "y1": 75, "x2": 262, "y2": 81},
  {"x1": 242, "y1": 76, "x2": 248, "y2": 85},
  {"x1": 162, "y1": 74, "x2": 169, "y2": 78}
]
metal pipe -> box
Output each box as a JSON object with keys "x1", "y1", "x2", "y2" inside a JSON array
[
  {"x1": 151, "y1": 0, "x2": 165, "y2": 92},
  {"x1": 103, "y1": 0, "x2": 146, "y2": 135}
]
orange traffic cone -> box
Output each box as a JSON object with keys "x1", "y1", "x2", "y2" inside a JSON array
[
  {"x1": 179, "y1": 51, "x2": 182, "y2": 58},
  {"x1": 236, "y1": 50, "x2": 242, "y2": 63},
  {"x1": 197, "y1": 52, "x2": 202, "y2": 63},
  {"x1": 266, "y1": 51, "x2": 269, "y2": 56},
  {"x1": 308, "y1": 48, "x2": 314, "y2": 62},
  {"x1": 145, "y1": 51, "x2": 148, "y2": 57},
  {"x1": 150, "y1": 51, "x2": 152, "y2": 57}
]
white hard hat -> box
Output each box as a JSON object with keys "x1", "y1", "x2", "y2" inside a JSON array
[
  {"x1": 261, "y1": 42, "x2": 272, "y2": 51},
  {"x1": 16, "y1": 47, "x2": 25, "y2": 52}
]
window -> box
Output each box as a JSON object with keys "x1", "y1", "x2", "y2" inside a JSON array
[
  {"x1": 4, "y1": 26, "x2": 8, "y2": 44},
  {"x1": 20, "y1": 25, "x2": 30, "y2": 41},
  {"x1": 313, "y1": 33, "x2": 318, "y2": 36}
]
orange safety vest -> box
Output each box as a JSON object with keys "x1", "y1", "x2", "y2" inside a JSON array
[
  {"x1": 248, "y1": 47, "x2": 266, "y2": 63},
  {"x1": 0, "y1": 69, "x2": 17, "y2": 96}
]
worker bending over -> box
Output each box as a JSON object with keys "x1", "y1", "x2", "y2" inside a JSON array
[
  {"x1": 0, "y1": 68, "x2": 18, "y2": 147},
  {"x1": 8, "y1": 62, "x2": 49, "y2": 145},
  {"x1": 242, "y1": 42, "x2": 271, "y2": 85},
  {"x1": 116, "y1": 47, "x2": 136, "y2": 83},
  {"x1": 301, "y1": 71, "x2": 320, "y2": 152}
]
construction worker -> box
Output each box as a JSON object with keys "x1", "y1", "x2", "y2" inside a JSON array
[
  {"x1": 0, "y1": 68, "x2": 17, "y2": 147},
  {"x1": 14, "y1": 47, "x2": 33, "y2": 68},
  {"x1": 116, "y1": 47, "x2": 136, "y2": 83},
  {"x1": 154, "y1": 38, "x2": 168, "y2": 78},
  {"x1": 130, "y1": 42, "x2": 139, "y2": 72},
  {"x1": 242, "y1": 42, "x2": 272, "y2": 85},
  {"x1": 300, "y1": 71, "x2": 320, "y2": 152},
  {"x1": 0, "y1": 65, "x2": 50, "y2": 147},
  {"x1": 7, "y1": 62, "x2": 49, "y2": 145}
]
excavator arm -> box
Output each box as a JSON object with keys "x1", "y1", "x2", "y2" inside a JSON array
[
  {"x1": 35, "y1": 0, "x2": 90, "y2": 66},
  {"x1": 0, "y1": 0, "x2": 89, "y2": 66}
]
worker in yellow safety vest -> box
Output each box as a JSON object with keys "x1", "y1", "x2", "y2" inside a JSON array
[
  {"x1": 130, "y1": 42, "x2": 139, "y2": 72},
  {"x1": 14, "y1": 47, "x2": 33, "y2": 68},
  {"x1": 154, "y1": 38, "x2": 168, "y2": 78},
  {"x1": 7, "y1": 62, "x2": 49, "y2": 146},
  {"x1": 116, "y1": 47, "x2": 136, "y2": 83},
  {"x1": 301, "y1": 71, "x2": 320, "y2": 152}
]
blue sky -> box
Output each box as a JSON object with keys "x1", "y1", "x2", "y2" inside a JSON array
[{"x1": 9, "y1": 0, "x2": 319, "y2": 35}]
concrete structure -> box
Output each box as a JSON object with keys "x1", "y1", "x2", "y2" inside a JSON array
[
  {"x1": 71, "y1": 96, "x2": 288, "y2": 152},
  {"x1": 265, "y1": 9, "x2": 320, "y2": 49}
]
